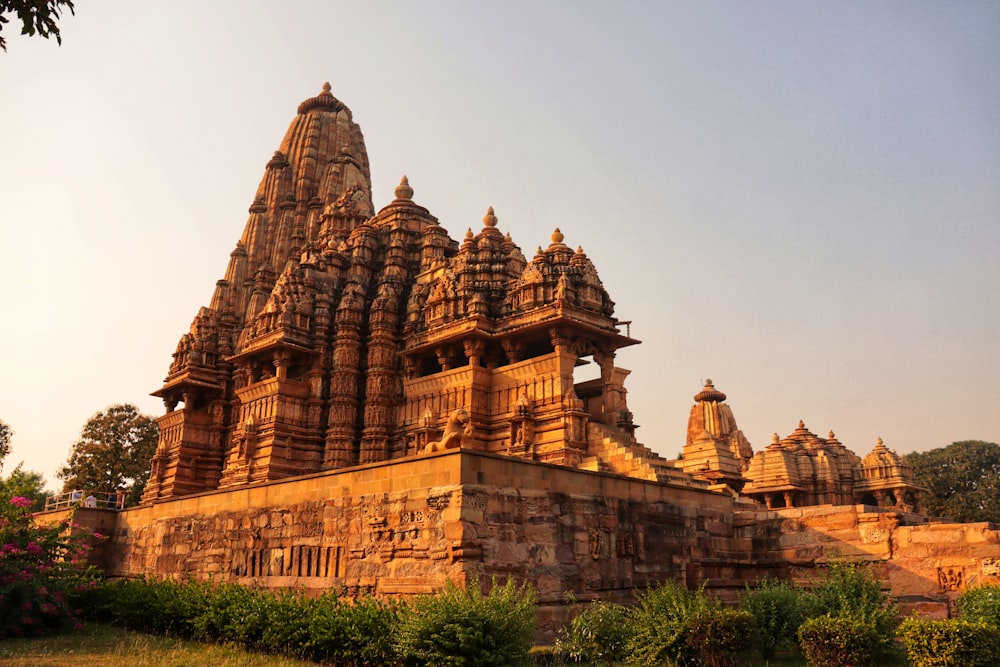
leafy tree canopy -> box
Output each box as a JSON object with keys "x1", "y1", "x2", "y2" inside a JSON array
[
  {"x1": 907, "y1": 440, "x2": 1000, "y2": 524},
  {"x1": 0, "y1": 0, "x2": 76, "y2": 51},
  {"x1": 57, "y1": 403, "x2": 159, "y2": 508},
  {"x1": 0, "y1": 0, "x2": 75, "y2": 52},
  {"x1": 0, "y1": 462, "x2": 48, "y2": 511}
]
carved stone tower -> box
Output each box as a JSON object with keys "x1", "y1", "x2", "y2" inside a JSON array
[{"x1": 142, "y1": 84, "x2": 658, "y2": 502}]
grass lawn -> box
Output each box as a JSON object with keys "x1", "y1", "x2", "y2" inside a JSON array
[
  {"x1": 1, "y1": 624, "x2": 817, "y2": 667},
  {"x1": 0, "y1": 624, "x2": 317, "y2": 667}
]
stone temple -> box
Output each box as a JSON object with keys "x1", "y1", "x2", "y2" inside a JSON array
[{"x1": 57, "y1": 84, "x2": 1000, "y2": 634}]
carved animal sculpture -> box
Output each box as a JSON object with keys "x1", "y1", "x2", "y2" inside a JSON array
[{"x1": 424, "y1": 408, "x2": 473, "y2": 453}]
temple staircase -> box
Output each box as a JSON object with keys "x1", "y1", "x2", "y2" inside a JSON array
[{"x1": 580, "y1": 422, "x2": 709, "y2": 487}]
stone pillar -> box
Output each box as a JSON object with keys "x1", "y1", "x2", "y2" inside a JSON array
[
  {"x1": 501, "y1": 339, "x2": 523, "y2": 364},
  {"x1": 463, "y1": 338, "x2": 485, "y2": 368},
  {"x1": 436, "y1": 347, "x2": 452, "y2": 372},
  {"x1": 274, "y1": 351, "x2": 291, "y2": 380}
]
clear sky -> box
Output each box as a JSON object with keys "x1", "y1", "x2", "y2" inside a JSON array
[{"x1": 1, "y1": 2, "x2": 997, "y2": 489}]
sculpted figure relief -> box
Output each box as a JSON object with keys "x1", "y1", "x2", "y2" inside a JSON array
[{"x1": 423, "y1": 408, "x2": 474, "y2": 453}]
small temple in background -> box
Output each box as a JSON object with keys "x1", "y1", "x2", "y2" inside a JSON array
[{"x1": 676, "y1": 379, "x2": 924, "y2": 512}]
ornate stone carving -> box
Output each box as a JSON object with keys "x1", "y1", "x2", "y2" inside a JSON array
[{"x1": 938, "y1": 567, "x2": 964, "y2": 592}]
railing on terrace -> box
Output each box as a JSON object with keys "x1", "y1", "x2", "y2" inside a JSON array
[{"x1": 44, "y1": 489, "x2": 124, "y2": 512}]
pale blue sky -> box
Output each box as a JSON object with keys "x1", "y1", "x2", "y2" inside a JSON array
[{"x1": 1, "y1": 2, "x2": 997, "y2": 488}]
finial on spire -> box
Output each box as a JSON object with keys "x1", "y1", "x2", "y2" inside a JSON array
[
  {"x1": 694, "y1": 379, "x2": 727, "y2": 403},
  {"x1": 551, "y1": 228, "x2": 564, "y2": 244},
  {"x1": 395, "y1": 175, "x2": 413, "y2": 200},
  {"x1": 298, "y1": 82, "x2": 344, "y2": 114},
  {"x1": 483, "y1": 206, "x2": 497, "y2": 228},
  {"x1": 876, "y1": 436, "x2": 884, "y2": 447},
  {"x1": 465, "y1": 228, "x2": 474, "y2": 239}
]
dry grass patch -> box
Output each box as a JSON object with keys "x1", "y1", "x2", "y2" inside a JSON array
[{"x1": 0, "y1": 623, "x2": 317, "y2": 667}]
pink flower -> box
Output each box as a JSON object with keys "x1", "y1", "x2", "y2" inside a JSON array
[
  {"x1": 9, "y1": 496, "x2": 32, "y2": 508},
  {"x1": 25, "y1": 542, "x2": 43, "y2": 556},
  {"x1": 93, "y1": 532, "x2": 105, "y2": 539}
]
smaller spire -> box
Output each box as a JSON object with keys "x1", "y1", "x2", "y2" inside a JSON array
[{"x1": 394, "y1": 175, "x2": 413, "y2": 201}]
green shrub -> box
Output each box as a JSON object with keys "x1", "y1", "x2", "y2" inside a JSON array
[
  {"x1": 803, "y1": 561, "x2": 894, "y2": 622},
  {"x1": 899, "y1": 617, "x2": 1000, "y2": 667},
  {"x1": 555, "y1": 599, "x2": 632, "y2": 666},
  {"x1": 87, "y1": 576, "x2": 210, "y2": 637},
  {"x1": 626, "y1": 580, "x2": 715, "y2": 666},
  {"x1": 191, "y1": 580, "x2": 273, "y2": 647},
  {"x1": 796, "y1": 562, "x2": 899, "y2": 666},
  {"x1": 956, "y1": 583, "x2": 1000, "y2": 626},
  {"x1": 303, "y1": 592, "x2": 403, "y2": 666},
  {"x1": 738, "y1": 578, "x2": 804, "y2": 660},
  {"x1": 684, "y1": 607, "x2": 757, "y2": 667},
  {"x1": 798, "y1": 614, "x2": 890, "y2": 667},
  {"x1": 395, "y1": 577, "x2": 536, "y2": 667}
]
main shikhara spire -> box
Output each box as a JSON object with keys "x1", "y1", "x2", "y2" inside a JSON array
[{"x1": 143, "y1": 84, "x2": 645, "y2": 501}]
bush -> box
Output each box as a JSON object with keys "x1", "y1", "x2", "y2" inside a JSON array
[
  {"x1": 797, "y1": 562, "x2": 899, "y2": 666},
  {"x1": 684, "y1": 607, "x2": 757, "y2": 667},
  {"x1": 955, "y1": 583, "x2": 1000, "y2": 625},
  {"x1": 899, "y1": 617, "x2": 1000, "y2": 667},
  {"x1": 555, "y1": 599, "x2": 632, "y2": 666},
  {"x1": 0, "y1": 497, "x2": 102, "y2": 638},
  {"x1": 797, "y1": 614, "x2": 886, "y2": 667},
  {"x1": 92, "y1": 577, "x2": 402, "y2": 665},
  {"x1": 303, "y1": 592, "x2": 403, "y2": 666},
  {"x1": 739, "y1": 578, "x2": 804, "y2": 660},
  {"x1": 395, "y1": 577, "x2": 536, "y2": 667},
  {"x1": 88, "y1": 576, "x2": 211, "y2": 637},
  {"x1": 803, "y1": 561, "x2": 895, "y2": 622},
  {"x1": 626, "y1": 580, "x2": 715, "y2": 666}
]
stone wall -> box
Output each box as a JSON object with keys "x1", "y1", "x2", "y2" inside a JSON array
[
  {"x1": 748, "y1": 504, "x2": 1000, "y2": 618},
  {"x1": 36, "y1": 451, "x2": 1000, "y2": 638},
  {"x1": 54, "y1": 450, "x2": 773, "y2": 637}
]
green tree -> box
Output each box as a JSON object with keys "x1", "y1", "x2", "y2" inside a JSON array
[
  {"x1": 907, "y1": 440, "x2": 1000, "y2": 523},
  {"x1": 57, "y1": 404, "x2": 159, "y2": 507},
  {"x1": 0, "y1": 419, "x2": 11, "y2": 470},
  {"x1": 0, "y1": 0, "x2": 75, "y2": 51},
  {"x1": 0, "y1": 462, "x2": 48, "y2": 511}
]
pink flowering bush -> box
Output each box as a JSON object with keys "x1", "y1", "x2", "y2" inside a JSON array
[{"x1": 0, "y1": 496, "x2": 102, "y2": 638}]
